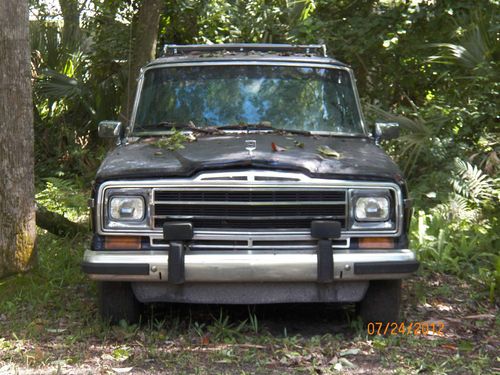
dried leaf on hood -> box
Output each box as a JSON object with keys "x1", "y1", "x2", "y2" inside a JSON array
[
  {"x1": 272, "y1": 142, "x2": 288, "y2": 152},
  {"x1": 317, "y1": 145, "x2": 341, "y2": 158}
]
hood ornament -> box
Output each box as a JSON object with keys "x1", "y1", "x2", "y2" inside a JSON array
[{"x1": 245, "y1": 140, "x2": 256, "y2": 156}]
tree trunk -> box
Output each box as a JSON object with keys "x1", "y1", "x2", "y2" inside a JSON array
[
  {"x1": 0, "y1": 0, "x2": 36, "y2": 278},
  {"x1": 59, "y1": 0, "x2": 81, "y2": 48},
  {"x1": 120, "y1": 0, "x2": 164, "y2": 126}
]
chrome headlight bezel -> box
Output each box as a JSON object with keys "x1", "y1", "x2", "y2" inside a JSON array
[
  {"x1": 103, "y1": 188, "x2": 151, "y2": 230},
  {"x1": 349, "y1": 189, "x2": 395, "y2": 231}
]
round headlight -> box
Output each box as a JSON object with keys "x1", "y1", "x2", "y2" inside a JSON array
[
  {"x1": 355, "y1": 196, "x2": 389, "y2": 221},
  {"x1": 109, "y1": 196, "x2": 145, "y2": 221}
]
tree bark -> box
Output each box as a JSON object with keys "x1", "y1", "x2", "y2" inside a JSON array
[
  {"x1": 59, "y1": 0, "x2": 81, "y2": 48},
  {"x1": 0, "y1": 0, "x2": 36, "y2": 278},
  {"x1": 120, "y1": 0, "x2": 164, "y2": 126}
]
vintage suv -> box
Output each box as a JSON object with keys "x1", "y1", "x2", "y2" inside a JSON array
[{"x1": 82, "y1": 44, "x2": 418, "y2": 324}]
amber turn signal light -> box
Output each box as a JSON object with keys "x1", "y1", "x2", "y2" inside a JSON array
[
  {"x1": 358, "y1": 237, "x2": 394, "y2": 249},
  {"x1": 104, "y1": 236, "x2": 141, "y2": 250}
]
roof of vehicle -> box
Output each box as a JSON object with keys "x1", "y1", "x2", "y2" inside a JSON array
[{"x1": 146, "y1": 44, "x2": 349, "y2": 68}]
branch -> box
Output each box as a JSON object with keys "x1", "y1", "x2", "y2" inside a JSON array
[{"x1": 36, "y1": 205, "x2": 87, "y2": 237}]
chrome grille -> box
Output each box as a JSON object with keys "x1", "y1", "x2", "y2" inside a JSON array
[{"x1": 152, "y1": 189, "x2": 347, "y2": 230}]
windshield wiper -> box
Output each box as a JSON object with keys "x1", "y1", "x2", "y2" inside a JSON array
[
  {"x1": 138, "y1": 121, "x2": 310, "y2": 136},
  {"x1": 218, "y1": 123, "x2": 311, "y2": 136},
  {"x1": 141, "y1": 121, "x2": 192, "y2": 130},
  {"x1": 139, "y1": 121, "x2": 221, "y2": 134}
]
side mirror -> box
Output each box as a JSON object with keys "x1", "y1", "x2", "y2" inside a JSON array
[
  {"x1": 98, "y1": 121, "x2": 123, "y2": 139},
  {"x1": 374, "y1": 122, "x2": 400, "y2": 144}
]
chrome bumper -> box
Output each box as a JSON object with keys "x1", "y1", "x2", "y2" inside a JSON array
[{"x1": 82, "y1": 249, "x2": 418, "y2": 282}]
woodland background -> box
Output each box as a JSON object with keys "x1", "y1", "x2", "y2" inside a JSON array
[
  {"x1": 0, "y1": 0, "x2": 498, "y2": 373},
  {"x1": 32, "y1": 0, "x2": 499, "y2": 294}
]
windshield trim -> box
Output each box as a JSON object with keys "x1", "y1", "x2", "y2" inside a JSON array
[{"x1": 129, "y1": 62, "x2": 368, "y2": 137}]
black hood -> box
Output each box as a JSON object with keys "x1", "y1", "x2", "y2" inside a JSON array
[{"x1": 95, "y1": 133, "x2": 403, "y2": 183}]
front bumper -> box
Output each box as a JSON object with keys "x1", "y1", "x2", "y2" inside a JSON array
[{"x1": 82, "y1": 249, "x2": 418, "y2": 282}]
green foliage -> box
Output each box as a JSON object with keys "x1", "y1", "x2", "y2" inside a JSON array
[
  {"x1": 159, "y1": 0, "x2": 310, "y2": 45},
  {"x1": 30, "y1": 1, "x2": 131, "y2": 180},
  {"x1": 152, "y1": 129, "x2": 192, "y2": 151},
  {"x1": 35, "y1": 177, "x2": 88, "y2": 222},
  {"x1": 412, "y1": 156, "x2": 499, "y2": 301},
  {"x1": 207, "y1": 310, "x2": 246, "y2": 343}
]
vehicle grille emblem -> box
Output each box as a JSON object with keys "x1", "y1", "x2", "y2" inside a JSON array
[{"x1": 245, "y1": 140, "x2": 256, "y2": 156}]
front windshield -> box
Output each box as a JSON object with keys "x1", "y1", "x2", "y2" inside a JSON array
[{"x1": 133, "y1": 64, "x2": 364, "y2": 134}]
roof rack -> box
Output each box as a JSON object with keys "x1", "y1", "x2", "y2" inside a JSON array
[{"x1": 162, "y1": 43, "x2": 327, "y2": 57}]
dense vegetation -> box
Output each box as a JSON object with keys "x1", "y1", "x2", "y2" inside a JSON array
[{"x1": 31, "y1": 0, "x2": 499, "y2": 299}]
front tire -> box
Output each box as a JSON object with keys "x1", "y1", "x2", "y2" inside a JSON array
[
  {"x1": 98, "y1": 282, "x2": 142, "y2": 324},
  {"x1": 358, "y1": 280, "x2": 401, "y2": 325}
]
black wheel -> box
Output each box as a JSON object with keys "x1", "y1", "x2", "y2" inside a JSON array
[
  {"x1": 98, "y1": 282, "x2": 142, "y2": 324},
  {"x1": 358, "y1": 280, "x2": 401, "y2": 325}
]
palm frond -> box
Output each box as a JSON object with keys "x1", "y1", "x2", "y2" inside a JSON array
[
  {"x1": 36, "y1": 69, "x2": 83, "y2": 98},
  {"x1": 432, "y1": 193, "x2": 480, "y2": 222},
  {"x1": 36, "y1": 69, "x2": 95, "y2": 115},
  {"x1": 30, "y1": 21, "x2": 65, "y2": 70},
  {"x1": 451, "y1": 158, "x2": 499, "y2": 204},
  {"x1": 428, "y1": 12, "x2": 496, "y2": 78},
  {"x1": 428, "y1": 42, "x2": 482, "y2": 70},
  {"x1": 365, "y1": 104, "x2": 432, "y2": 135},
  {"x1": 365, "y1": 104, "x2": 437, "y2": 175}
]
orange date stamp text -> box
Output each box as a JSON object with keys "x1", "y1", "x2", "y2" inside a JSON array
[{"x1": 367, "y1": 321, "x2": 445, "y2": 336}]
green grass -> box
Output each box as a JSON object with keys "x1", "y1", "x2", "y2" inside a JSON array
[{"x1": 0, "y1": 231, "x2": 498, "y2": 374}]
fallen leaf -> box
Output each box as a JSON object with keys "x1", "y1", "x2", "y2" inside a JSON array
[
  {"x1": 201, "y1": 335, "x2": 210, "y2": 346},
  {"x1": 237, "y1": 343, "x2": 266, "y2": 349},
  {"x1": 50, "y1": 360, "x2": 67, "y2": 367},
  {"x1": 271, "y1": 142, "x2": 287, "y2": 152},
  {"x1": 333, "y1": 362, "x2": 343, "y2": 371},
  {"x1": 0, "y1": 365, "x2": 12, "y2": 373},
  {"x1": 441, "y1": 344, "x2": 457, "y2": 351},
  {"x1": 34, "y1": 348, "x2": 44, "y2": 361},
  {"x1": 435, "y1": 303, "x2": 453, "y2": 311},
  {"x1": 339, "y1": 358, "x2": 357, "y2": 368},
  {"x1": 340, "y1": 348, "x2": 360, "y2": 357},
  {"x1": 112, "y1": 367, "x2": 133, "y2": 374},
  {"x1": 317, "y1": 145, "x2": 341, "y2": 158},
  {"x1": 46, "y1": 328, "x2": 67, "y2": 333}
]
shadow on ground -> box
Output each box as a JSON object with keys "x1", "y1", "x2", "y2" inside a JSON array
[{"x1": 147, "y1": 302, "x2": 354, "y2": 336}]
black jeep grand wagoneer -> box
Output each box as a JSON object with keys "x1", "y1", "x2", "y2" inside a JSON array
[{"x1": 82, "y1": 44, "x2": 418, "y2": 324}]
